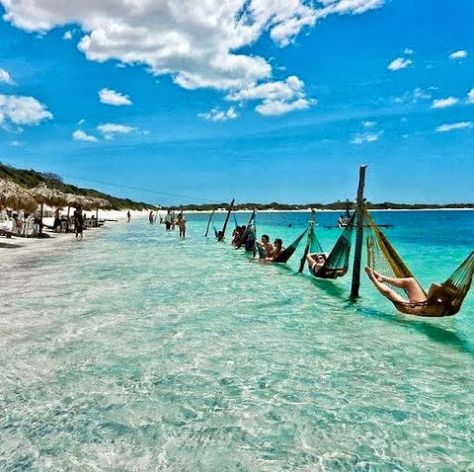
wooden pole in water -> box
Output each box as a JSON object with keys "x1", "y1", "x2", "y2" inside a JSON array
[{"x1": 350, "y1": 165, "x2": 367, "y2": 299}]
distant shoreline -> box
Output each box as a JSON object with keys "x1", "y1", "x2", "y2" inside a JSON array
[{"x1": 184, "y1": 208, "x2": 474, "y2": 214}]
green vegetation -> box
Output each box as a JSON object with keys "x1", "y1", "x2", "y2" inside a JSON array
[
  {"x1": 0, "y1": 163, "x2": 158, "y2": 211},
  {"x1": 2, "y1": 163, "x2": 473, "y2": 211}
]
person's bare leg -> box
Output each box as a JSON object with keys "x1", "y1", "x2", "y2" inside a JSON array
[
  {"x1": 403, "y1": 278, "x2": 427, "y2": 302},
  {"x1": 365, "y1": 267, "x2": 407, "y2": 303},
  {"x1": 371, "y1": 269, "x2": 426, "y2": 302},
  {"x1": 372, "y1": 269, "x2": 413, "y2": 288}
]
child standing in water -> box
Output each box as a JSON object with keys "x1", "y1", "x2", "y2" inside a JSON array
[{"x1": 177, "y1": 212, "x2": 186, "y2": 238}]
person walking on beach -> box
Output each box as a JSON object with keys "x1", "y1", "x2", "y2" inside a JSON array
[
  {"x1": 127, "y1": 210, "x2": 131, "y2": 223},
  {"x1": 149, "y1": 210, "x2": 154, "y2": 225},
  {"x1": 177, "y1": 212, "x2": 187, "y2": 238},
  {"x1": 74, "y1": 206, "x2": 84, "y2": 239}
]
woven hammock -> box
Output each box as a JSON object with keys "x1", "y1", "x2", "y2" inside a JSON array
[
  {"x1": 364, "y1": 208, "x2": 474, "y2": 317},
  {"x1": 303, "y1": 213, "x2": 355, "y2": 279}
]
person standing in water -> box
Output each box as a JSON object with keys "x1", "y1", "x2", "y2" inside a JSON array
[
  {"x1": 148, "y1": 210, "x2": 154, "y2": 225},
  {"x1": 177, "y1": 212, "x2": 187, "y2": 238},
  {"x1": 127, "y1": 210, "x2": 131, "y2": 223},
  {"x1": 164, "y1": 210, "x2": 172, "y2": 231}
]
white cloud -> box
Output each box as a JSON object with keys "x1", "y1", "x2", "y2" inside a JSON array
[
  {"x1": 255, "y1": 97, "x2": 312, "y2": 115},
  {"x1": 63, "y1": 30, "x2": 72, "y2": 40},
  {"x1": 0, "y1": 0, "x2": 384, "y2": 94},
  {"x1": 431, "y1": 97, "x2": 459, "y2": 109},
  {"x1": 394, "y1": 87, "x2": 433, "y2": 104},
  {"x1": 227, "y1": 75, "x2": 314, "y2": 115},
  {"x1": 72, "y1": 129, "x2": 97, "y2": 142},
  {"x1": 0, "y1": 68, "x2": 15, "y2": 85},
  {"x1": 97, "y1": 123, "x2": 136, "y2": 139},
  {"x1": 351, "y1": 132, "x2": 381, "y2": 144},
  {"x1": 198, "y1": 106, "x2": 238, "y2": 122},
  {"x1": 98, "y1": 88, "x2": 132, "y2": 106},
  {"x1": 9, "y1": 140, "x2": 23, "y2": 146},
  {"x1": 403, "y1": 48, "x2": 414, "y2": 55},
  {"x1": 436, "y1": 122, "x2": 472, "y2": 133},
  {"x1": 227, "y1": 75, "x2": 304, "y2": 102},
  {"x1": 0, "y1": 94, "x2": 52, "y2": 126},
  {"x1": 387, "y1": 57, "x2": 412, "y2": 71},
  {"x1": 467, "y1": 88, "x2": 474, "y2": 104},
  {"x1": 449, "y1": 50, "x2": 468, "y2": 60},
  {"x1": 363, "y1": 120, "x2": 376, "y2": 127}
]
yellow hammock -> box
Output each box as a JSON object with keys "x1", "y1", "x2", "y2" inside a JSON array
[{"x1": 364, "y1": 208, "x2": 474, "y2": 317}]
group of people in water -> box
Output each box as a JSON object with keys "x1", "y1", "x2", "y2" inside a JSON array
[
  {"x1": 231, "y1": 225, "x2": 286, "y2": 262},
  {"x1": 145, "y1": 208, "x2": 187, "y2": 238}
]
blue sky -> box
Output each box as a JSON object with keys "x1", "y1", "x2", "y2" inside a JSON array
[{"x1": 0, "y1": 0, "x2": 473, "y2": 205}]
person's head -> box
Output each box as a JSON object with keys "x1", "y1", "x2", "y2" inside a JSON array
[
  {"x1": 241, "y1": 225, "x2": 246, "y2": 232},
  {"x1": 274, "y1": 238, "x2": 283, "y2": 249},
  {"x1": 261, "y1": 234, "x2": 270, "y2": 243}
]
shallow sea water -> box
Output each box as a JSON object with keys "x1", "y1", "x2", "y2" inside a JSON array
[{"x1": 1, "y1": 211, "x2": 473, "y2": 471}]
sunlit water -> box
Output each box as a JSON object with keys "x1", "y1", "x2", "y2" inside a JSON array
[{"x1": 1, "y1": 211, "x2": 473, "y2": 471}]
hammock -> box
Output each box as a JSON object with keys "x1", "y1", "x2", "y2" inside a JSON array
[
  {"x1": 238, "y1": 210, "x2": 257, "y2": 252},
  {"x1": 302, "y1": 213, "x2": 355, "y2": 279},
  {"x1": 364, "y1": 208, "x2": 474, "y2": 317},
  {"x1": 272, "y1": 229, "x2": 307, "y2": 263}
]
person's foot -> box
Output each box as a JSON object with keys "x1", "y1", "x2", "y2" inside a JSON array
[{"x1": 372, "y1": 269, "x2": 385, "y2": 282}]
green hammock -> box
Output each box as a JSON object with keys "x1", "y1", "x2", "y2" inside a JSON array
[
  {"x1": 301, "y1": 212, "x2": 355, "y2": 279},
  {"x1": 364, "y1": 208, "x2": 474, "y2": 317},
  {"x1": 272, "y1": 229, "x2": 308, "y2": 263}
]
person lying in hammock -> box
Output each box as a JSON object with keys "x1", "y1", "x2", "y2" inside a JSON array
[
  {"x1": 306, "y1": 253, "x2": 328, "y2": 275},
  {"x1": 266, "y1": 238, "x2": 285, "y2": 262},
  {"x1": 364, "y1": 267, "x2": 441, "y2": 305},
  {"x1": 257, "y1": 234, "x2": 274, "y2": 258}
]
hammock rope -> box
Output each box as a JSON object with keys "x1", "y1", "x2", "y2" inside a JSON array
[{"x1": 364, "y1": 207, "x2": 474, "y2": 317}]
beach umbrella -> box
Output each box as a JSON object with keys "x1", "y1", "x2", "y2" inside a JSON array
[
  {"x1": 93, "y1": 198, "x2": 112, "y2": 223},
  {"x1": 0, "y1": 179, "x2": 38, "y2": 213},
  {"x1": 31, "y1": 184, "x2": 68, "y2": 207},
  {"x1": 31, "y1": 184, "x2": 68, "y2": 234}
]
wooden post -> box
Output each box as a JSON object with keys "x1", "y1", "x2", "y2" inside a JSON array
[
  {"x1": 39, "y1": 202, "x2": 44, "y2": 235},
  {"x1": 350, "y1": 165, "x2": 367, "y2": 299},
  {"x1": 66, "y1": 206, "x2": 70, "y2": 232}
]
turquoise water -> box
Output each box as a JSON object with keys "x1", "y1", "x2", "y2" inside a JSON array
[{"x1": 1, "y1": 211, "x2": 473, "y2": 471}]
